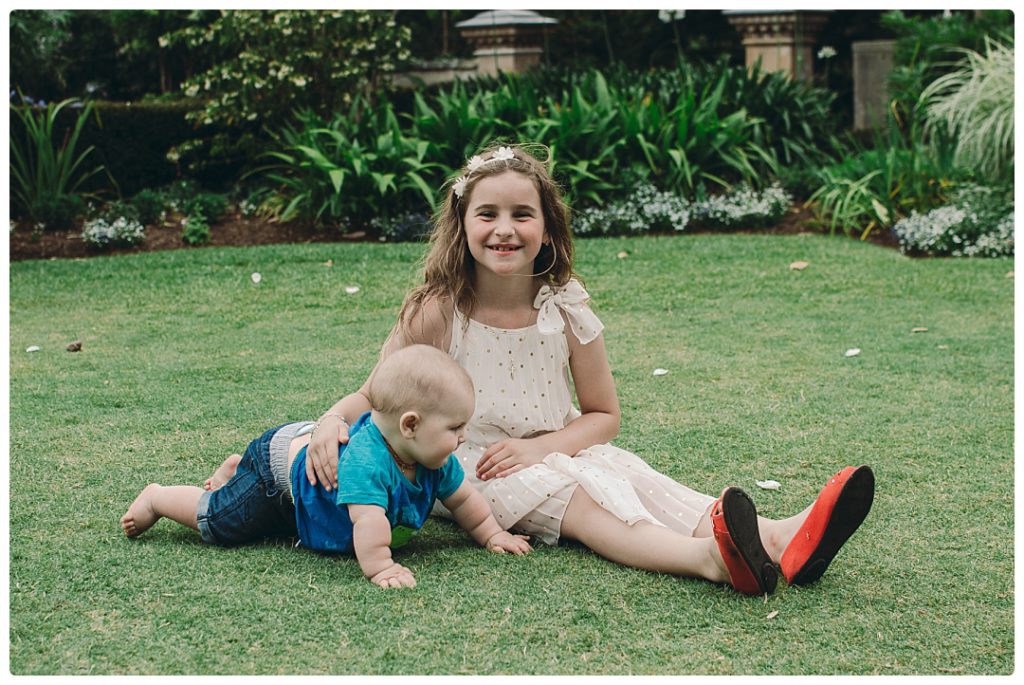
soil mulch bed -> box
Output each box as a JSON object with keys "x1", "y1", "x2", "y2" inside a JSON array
[{"x1": 8, "y1": 205, "x2": 898, "y2": 262}]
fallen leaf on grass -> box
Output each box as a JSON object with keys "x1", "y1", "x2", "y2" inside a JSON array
[
  {"x1": 251, "y1": 272, "x2": 262, "y2": 284},
  {"x1": 66, "y1": 340, "x2": 82, "y2": 352},
  {"x1": 616, "y1": 251, "x2": 629, "y2": 259},
  {"x1": 937, "y1": 345, "x2": 949, "y2": 350},
  {"x1": 25, "y1": 345, "x2": 40, "y2": 353},
  {"x1": 324, "y1": 259, "x2": 334, "y2": 267},
  {"x1": 1006, "y1": 271, "x2": 1014, "y2": 279},
  {"x1": 844, "y1": 348, "x2": 861, "y2": 357},
  {"x1": 345, "y1": 286, "x2": 360, "y2": 295},
  {"x1": 652, "y1": 368, "x2": 669, "y2": 376},
  {"x1": 911, "y1": 327, "x2": 928, "y2": 333},
  {"x1": 789, "y1": 261, "x2": 809, "y2": 270},
  {"x1": 766, "y1": 610, "x2": 779, "y2": 620},
  {"x1": 755, "y1": 480, "x2": 781, "y2": 490}
]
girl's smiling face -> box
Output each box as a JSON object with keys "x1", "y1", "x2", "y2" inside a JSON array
[{"x1": 463, "y1": 170, "x2": 547, "y2": 277}]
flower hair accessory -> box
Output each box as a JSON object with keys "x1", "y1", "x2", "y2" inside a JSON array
[{"x1": 453, "y1": 146, "x2": 518, "y2": 198}]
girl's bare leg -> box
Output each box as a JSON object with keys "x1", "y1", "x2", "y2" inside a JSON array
[
  {"x1": 203, "y1": 454, "x2": 242, "y2": 491},
  {"x1": 560, "y1": 489, "x2": 729, "y2": 583},
  {"x1": 693, "y1": 503, "x2": 814, "y2": 563},
  {"x1": 121, "y1": 484, "x2": 204, "y2": 537}
]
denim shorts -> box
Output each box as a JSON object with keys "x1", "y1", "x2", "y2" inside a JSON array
[{"x1": 196, "y1": 424, "x2": 299, "y2": 546}]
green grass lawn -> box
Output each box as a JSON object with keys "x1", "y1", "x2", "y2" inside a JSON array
[{"x1": 7, "y1": 234, "x2": 1013, "y2": 674}]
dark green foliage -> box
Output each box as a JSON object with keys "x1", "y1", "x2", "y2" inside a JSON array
[
  {"x1": 184, "y1": 193, "x2": 229, "y2": 223},
  {"x1": 372, "y1": 210, "x2": 433, "y2": 242},
  {"x1": 181, "y1": 214, "x2": 211, "y2": 245},
  {"x1": 9, "y1": 97, "x2": 111, "y2": 223},
  {"x1": 20, "y1": 100, "x2": 217, "y2": 197},
  {"x1": 130, "y1": 189, "x2": 165, "y2": 225},
  {"x1": 28, "y1": 193, "x2": 85, "y2": 231}
]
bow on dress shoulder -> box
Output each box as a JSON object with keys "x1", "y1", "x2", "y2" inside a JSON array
[{"x1": 533, "y1": 279, "x2": 605, "y2": 345}]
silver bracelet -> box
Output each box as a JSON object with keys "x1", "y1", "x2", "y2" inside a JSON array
[{"x1": 312, "y1": 412, "x2": 348, "y2": 437}]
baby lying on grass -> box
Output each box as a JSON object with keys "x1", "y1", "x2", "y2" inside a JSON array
[{"x1": 122, "y1": 344, "x2": 531, "y2": 588}]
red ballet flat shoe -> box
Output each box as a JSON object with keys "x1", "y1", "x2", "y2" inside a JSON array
[
  {"x1": 781, "y1": 465, "x2": 875, "y2": 586},
  {"x1": 711, "y1": 487, "x2": 779, "y2": 595}
]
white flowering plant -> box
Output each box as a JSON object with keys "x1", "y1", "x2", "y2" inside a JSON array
[
  {"x1": 892, "y1": 184, "x2": 1013, "y2": 257},
  {"x1": 573, "y1": 182, "x2": 690, "y2": 237},
  {"x1": 81, "y1": 215, "x2": 145, "y2": 249},
  {"x1": 690, "y1": 184, "x2": 791, "y2": 229}
]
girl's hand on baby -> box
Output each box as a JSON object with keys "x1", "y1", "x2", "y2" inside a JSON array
[
  {"x1": 370, "y1": 563, "x2": 416, "y2": 589},
  {"x1": 476, "y1": 439, "x2": 547, "y2": 480},
  {"x1": 485, "y1": 531, "x2": 532, "y2": 555},
  {"x1": 305, "y1": 417, "x2": 348, "y2": 491}
]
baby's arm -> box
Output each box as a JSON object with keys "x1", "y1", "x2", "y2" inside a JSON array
[
  {"x1": 442, "y1": 482, "x2": 532, "y2": 554},
  {"x1": 348, "y1": 504, "x2": 416, "y2": 588}
]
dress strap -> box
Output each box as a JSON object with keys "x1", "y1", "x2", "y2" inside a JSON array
[{"x1": 533, "y1": 279, "x2": 604, "y2": 345}]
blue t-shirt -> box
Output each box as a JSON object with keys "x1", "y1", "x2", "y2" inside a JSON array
[{"x1": 289, "y1": 412, "x2": 465, "y2": 554}]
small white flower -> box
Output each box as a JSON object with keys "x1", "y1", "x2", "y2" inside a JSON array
[
  {"x1": 493, "y1": 147, "x2": 515, "y2": 162},
  {"x1": 251, "y1": 272, "x2": 262, "y2": 284},
  {"x1": 452, "y1": 176, "x2": 468, "y2": 198},
  {"x1": 466, "y1": 155, "x2": 485, "y2": 173},
  {"x1": 817, "y1": 46, "x2": 837, "y2": 60}
]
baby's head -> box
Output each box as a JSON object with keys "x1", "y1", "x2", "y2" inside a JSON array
[
  {"x1": 429, "y1": 143, "x2": 575, "y2": 287},
  {"x1": 366, "y1": 344, "x2": 474, "y2": 470}
]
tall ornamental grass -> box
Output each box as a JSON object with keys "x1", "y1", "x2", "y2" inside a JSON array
[{"x1": 922, "y1": 37, "x2": 1014, "y2": 184}]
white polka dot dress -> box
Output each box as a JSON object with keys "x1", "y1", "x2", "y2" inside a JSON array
[{"x1": 431, "y1": 279, "x2": 716, "y2": 545}]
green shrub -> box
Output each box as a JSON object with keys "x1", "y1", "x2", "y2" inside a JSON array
[
  {"x1": 370, "y1": 210, "x2": 433, "y2": 242},
  {"x1": 130, "y1": 189, "x2": 165, "y2": 226},
  {"x1": 185, "y1": 192, "x2": 229, "y2": 222},
  {"x1": 181, "y1": 214, "x2": 211, "y2": 245},
  {"x1": 162, "y1": 10, "x2": 411, "y2": 165},
  {"x1": 255, "y1": 102, "x2": 441, "y2": 229},
  {"x1": 28, "y1": 193, "x2": 85, "y2": 231}
]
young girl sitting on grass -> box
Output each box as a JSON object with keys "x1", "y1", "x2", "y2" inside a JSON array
[
  {"x1": 298, "y1": 143, "x2": 874, "y2": 595},
  {"x1": 122, "y1": 344, "x2": 531, "y2": 589}
]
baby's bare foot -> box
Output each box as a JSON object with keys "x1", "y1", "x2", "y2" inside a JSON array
[
  {"x1": 121, "y1": 483, "x2": 162, "y2": 537},
  {"x1": 203, "y1": 454, "x2": 242, "y2": 491}
]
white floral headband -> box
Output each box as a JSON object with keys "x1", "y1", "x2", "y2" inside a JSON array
[{"x1": 452, "y1": 146, "x2": 516, "y2": 199}]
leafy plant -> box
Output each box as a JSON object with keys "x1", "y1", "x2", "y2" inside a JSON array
[
  {"x1": 9, "y1": 96, "x2": 111, "y2": 225},
  {"x1": 162, "y1": 10, "x2": 412, "y2": 160},
  {"x1": 130, "y1": 189, "x2": 165, "y2": 225},
  {"x1": 185, "y1": 192, "x2": 229, "y2": 223},
  {"x1": 254, "y1": 101, "x2": 443, "y2": 228},
  {"x1": 181, "y1": 214, "x2": 211, "y2": 245}
]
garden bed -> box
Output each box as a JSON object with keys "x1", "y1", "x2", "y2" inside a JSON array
[{"x1": 7, "y1": 204, "x2": 898, "y2": 262}]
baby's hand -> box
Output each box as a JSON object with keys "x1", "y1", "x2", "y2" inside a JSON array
[
  {"x1": 485, "y1": 531, "x2": 532, "y2": 555},
  {"x1": 369, "y1": 563, "x2": 416, "y2": 589}
]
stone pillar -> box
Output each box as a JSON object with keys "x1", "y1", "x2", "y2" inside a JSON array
[
  {"x1": 852, "y1": 40, "x2": 896, "y2": 130},
  {"x1": 455, "y1": 10, "x2": 558, "y2": 78},
  {"x1": 724, "y1": 10, "x2": 832, "y2": 81}
]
